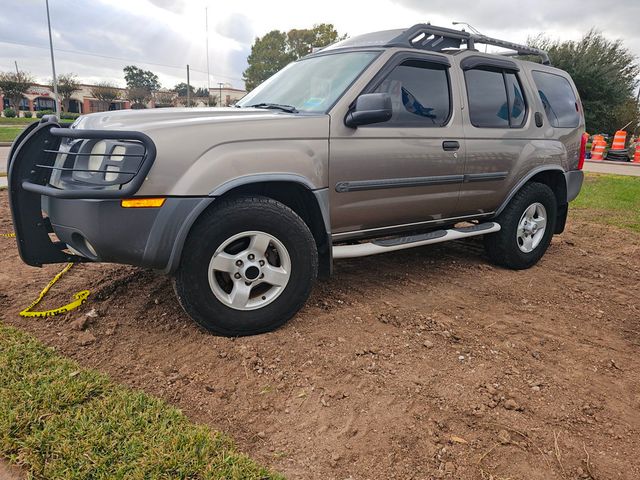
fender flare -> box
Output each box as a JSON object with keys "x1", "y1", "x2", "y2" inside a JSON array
[
  {"x1": 494, "y1": 165, "x2": 566, "y2": 217},
  {"x1": 163, "y1": 174, "x2": 331, "y2": 274}
]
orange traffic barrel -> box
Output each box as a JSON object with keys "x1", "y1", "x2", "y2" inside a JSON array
[
  {"x1": 590, "y1": 135, "x2": 604, "y2": 156},
  {"x1": 634, "y1": 144, "x2": 640, "y2": 163},
  {"x1": 611, "y1": 130, "x2": 627, "y2": 150},
  {"x1": 591, "y1": 140, "x2": 606, "y2": 161}
]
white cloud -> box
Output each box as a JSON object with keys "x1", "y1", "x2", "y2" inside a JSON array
[{"x1": 1, "y1": 0, "x2": 638, "y2": 90}]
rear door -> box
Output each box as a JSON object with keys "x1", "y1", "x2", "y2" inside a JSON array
[
  {"x1": 457, "y1": 56, "x2": 534, "y2": 216},
  {"x1": 329, "y1": 52, "x2": 466, "y2": 238}
]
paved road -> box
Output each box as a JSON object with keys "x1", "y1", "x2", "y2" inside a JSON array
[
  {"x1": 583, "y1": 160, "x2": 640, "y2": 177},
  {"x1": 1, "y1": 146, "x2": 9, "y2": 188}
]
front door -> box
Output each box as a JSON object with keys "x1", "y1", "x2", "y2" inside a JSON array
[{"x1": 329, "y1": 54, "x2": 465, "y2": 239}]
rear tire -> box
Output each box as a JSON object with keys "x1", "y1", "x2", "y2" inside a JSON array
[
  {"x1": 484, "y1": 182, "x2": 557, "y2": 270},
  {"x1": 174, "y1": 195, "x2": 318, "y2": 336}
]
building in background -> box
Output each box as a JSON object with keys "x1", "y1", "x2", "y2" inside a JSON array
[
  {"x1": 210, "y1": 83, "x2": 246, "y2": 106},
  {"x1": 1, "y1": 82, "x2": 246, "y2": 115},
  {"x1": 1, "y1": 84, "x2": 130, "y2": 114}
]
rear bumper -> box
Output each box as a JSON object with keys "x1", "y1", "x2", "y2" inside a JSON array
[{"x1": 8, "y1": 116, "x2": 212, "y2": 272}]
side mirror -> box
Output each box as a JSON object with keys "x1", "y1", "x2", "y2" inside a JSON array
[{"x1": 345, "y1": 93, "x2": 392, "y2": 128}]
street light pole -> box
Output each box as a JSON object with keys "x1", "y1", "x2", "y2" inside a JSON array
[
  {"x1": 186, "y1": 65, "x2": 191, "y2": 108},
  {"x1": 45, "y1": 0, "x2": 60, "y2": 114},
  {"x1": 218, "y1": 82, "x2": 223, "y2": 107},
  {"x1": 205, "y1": 7, "x2": 211, "y2": 106}
]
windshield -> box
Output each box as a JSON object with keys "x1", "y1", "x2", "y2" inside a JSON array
[{"x1": 237, "y1": 51, "x2": 379, "y2": 113}]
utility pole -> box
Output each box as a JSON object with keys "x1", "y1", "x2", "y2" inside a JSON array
[
  {"x1": 45, "y1": 0, "x2": 60, "y2": 114},
  {"x1": 14, "y1": 61, "x2": 19, "y2": 75},
  {"x1": 218, "y1": 82, "x2": 224, "y2": 107},
  {"x1": 205, "y1": 7, "x2": 212, "y2": 106},
  {"x1": 186, "y1": 65, "x2": 191, "y2": 107}
]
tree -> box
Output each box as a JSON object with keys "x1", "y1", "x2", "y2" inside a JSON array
[
  {"x1": 195, "y1": 87, "x2": 209, "y2": 97},
  {"x1": 123, "y1": 65, "x2": 160, "y2": 108},
  {"x1": 0, "y1": 71, "x2": 33, "y2": 110},
  {"x1": 153, "y1": 90, "x2": 176, "y2": 108},
  {"x1": 52, "y1": 73, "x2": 80, "y2": 112},
  {"x1": 90, "y1": 82, "x2": 120, "y2": 111},
  {"x1": 243, "y1": 24, "x2": 345, "y2": 91},
  {"x1": 127, "y1": 86, "x2": 153, "y2": 108},
  {"x1": 173, "y1": 82, "x2": 195, "y2": 97},
  {"x1": 530, "y1": 30, "x2": 639, "y2": 134}
]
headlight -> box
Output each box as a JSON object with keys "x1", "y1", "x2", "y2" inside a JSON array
[{"x1": 49, "y1": 138, "x2": 145, "y2": 190}]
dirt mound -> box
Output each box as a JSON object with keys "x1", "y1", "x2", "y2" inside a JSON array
[{"x1": 1, "y1": 191, "x2": 639, "y2": 479}]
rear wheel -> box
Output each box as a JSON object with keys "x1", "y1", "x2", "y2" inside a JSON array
[
  {"x1": 174, "y1": 196, "x2": 318, "y2": 336},
  {"x1": 484, "y1": 182, "x2": 557, "y2": 270}
]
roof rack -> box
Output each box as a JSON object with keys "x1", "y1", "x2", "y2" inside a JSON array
[{"x1": 386, "y1": 24, "x2": 551, "y2": 65}]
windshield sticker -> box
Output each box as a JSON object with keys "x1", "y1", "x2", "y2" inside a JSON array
[{"x1": 303, "y1": 98, "x2": 325, "y2": 108}]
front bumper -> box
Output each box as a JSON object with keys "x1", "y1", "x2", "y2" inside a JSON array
[{"x1": 7, "y1": 116, "x2": 212, "y2": 272}]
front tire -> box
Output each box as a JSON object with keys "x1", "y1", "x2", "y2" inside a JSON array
[
  {"x1": 174, "y1": 196, "x2": 318, "y2": 336},
  {"x1": 484, "y1": 182, "x2": 557, "y2": 270}
]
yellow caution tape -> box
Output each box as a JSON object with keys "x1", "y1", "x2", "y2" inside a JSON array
[
  {"x1": 2, "y1": 233, "x2": 90, "y2": 317},
  {"x1": 19, "y1": 263, "x2": 90, "y2": 318}
]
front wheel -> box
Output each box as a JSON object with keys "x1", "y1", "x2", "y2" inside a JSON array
[
  {"x1": 173, "y1": 196, "x2": 318, "y2": 336},
  {"x1": 484, "y1": 182, "x2": 557, "y2": 270}
]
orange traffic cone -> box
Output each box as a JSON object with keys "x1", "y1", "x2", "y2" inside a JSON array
[
  {"x1": 611, "y1": 130, "x2": 627, "y2": 150},
  {"x1": 591, "y1": 140, "x2": 606, "y2": 161}
]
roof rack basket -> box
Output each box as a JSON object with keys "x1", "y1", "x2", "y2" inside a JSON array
[{"x1": 387, "y1": 24, "x2": 551, "y2": 65}]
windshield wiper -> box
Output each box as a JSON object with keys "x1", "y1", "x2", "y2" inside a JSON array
[{"x1": 246, "y1": 103, "x2": 298, "y2": 113}]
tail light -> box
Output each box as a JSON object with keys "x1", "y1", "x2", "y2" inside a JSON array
[{"x1": 577, "y1": 133, "x2": 588, "y2": 170}]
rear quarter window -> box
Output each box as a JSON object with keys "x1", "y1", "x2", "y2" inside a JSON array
[{"x1": 531, "y1": 71, "x2": 580, "y2": 128}]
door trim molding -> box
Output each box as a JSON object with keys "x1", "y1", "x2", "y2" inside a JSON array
[
  {"x1": 463, "y1": 171, "x2": 509, "y2": 183},
  {"x1": 335, "y1": 171, "x2": 508, "y2": 193},
  {"x1": 335, "y1": 174, "x2": 464, "y2": 193}
]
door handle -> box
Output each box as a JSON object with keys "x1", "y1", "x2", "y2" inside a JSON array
[{"x1": 442, "y1": 140, "x2": 460, "y2": 151}]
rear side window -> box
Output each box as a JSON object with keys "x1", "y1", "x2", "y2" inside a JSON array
[
  {"x1": 372, "y1": 60, "x2": 451, "y2": 126},
  {"x1": 465, "y1": 68, "x2": 527, "y2": 128},
  {"x1": 531, "y1": 71, "x2": 580, "y2": 128}
]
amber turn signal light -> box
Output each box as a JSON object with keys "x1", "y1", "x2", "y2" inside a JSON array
[{"x1": 120, "y1": 198, "x2": 166, "y2": 208}]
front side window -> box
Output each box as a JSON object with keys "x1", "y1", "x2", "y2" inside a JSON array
[
  {"x1": 372, "y1": 59, "x2": 451, "y2": 126},
  {"x1": 465, "y1": 68, "x2": 527, "y2": 128},
  {"x1": 237, "y1": 51, "x2": 379, "y2": 113},
  {"x1": 531, "y1": 70, "x2": 580, "y2": 128}
]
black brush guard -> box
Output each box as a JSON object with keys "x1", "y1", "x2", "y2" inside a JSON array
[{"x1": 7, "y1": 116, "x2": 157, "y2": 267}]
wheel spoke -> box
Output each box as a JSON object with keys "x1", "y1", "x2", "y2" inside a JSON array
[
  {"x1": 536, "y1": 216, "x2": 547, "y2": 231},
  {"x1": 525, "y1": 204, "x2": 537, "y2": 219},
  {"x1": 261, "y1": 265, "x2": 289, "y2": 287},
  {"x1": 250, "y1": 233, "x2": 272, "y2": 256},
  {"x1": 523, "y1": 235, "x2": 534, "y2": 252},
  {"x1": 229, "y1": 282, "x2": 252, "y2": 308},
  {"x1": 210, "y1": 252, "x2": 237, "y2": 273}
]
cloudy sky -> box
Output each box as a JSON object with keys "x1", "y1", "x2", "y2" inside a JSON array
[{"x1": 1, "y1": 0, "x2": 639, "y2": 91}]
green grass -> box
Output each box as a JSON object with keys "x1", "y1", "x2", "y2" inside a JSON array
[
  {"x1": 0, "y1": 127, "x2": 24, "y2": 143},
  {"x1": 0, "y1": 324, "x2": 282, "y2": 480},
  {"x1": 0, "y1": 117, "x2": 76, "y2": 126},
  {"x1": 0, "y1": 117, "x2": 40, "y2": 125},
  {"x1": 573, "y1": 173, "x2": 640, "y2": 232}
]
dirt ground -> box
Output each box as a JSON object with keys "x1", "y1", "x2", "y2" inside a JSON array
[{"x1": 1, "y1": 190, "x2": 639, "y2": 480}]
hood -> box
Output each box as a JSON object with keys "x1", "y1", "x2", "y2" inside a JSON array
[
  {"x1": 71, "y1": 106, "x2": 295, "y2": 131},
  {"x1": 68, "y1": 106, "x2": 331, "y2": 197}
]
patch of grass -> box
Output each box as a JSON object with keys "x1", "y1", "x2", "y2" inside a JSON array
[
  {"x1": 573, "y1": 173, "x2": 640, "y2": 232},
  {"x1": 0, "y1": 324, "x2": 282, "y2": 480},
  {"x1": 0, "y1": 128, "x2": 24, "y2": 143},
  {"x1": 0, "y1": 117, "x2": 39, "y2": 125}
]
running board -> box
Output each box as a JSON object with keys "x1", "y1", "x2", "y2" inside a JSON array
[{"x1": 332, "y1": 222, "x2": 501, "y2": 259}]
